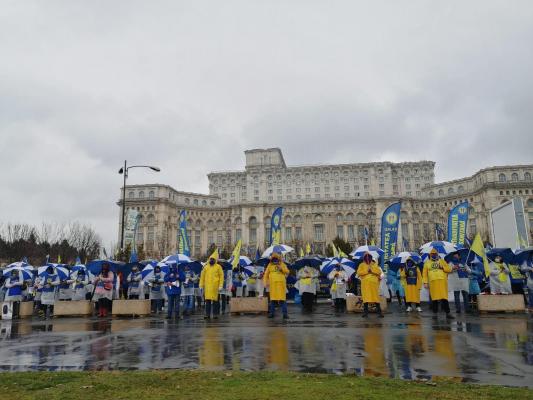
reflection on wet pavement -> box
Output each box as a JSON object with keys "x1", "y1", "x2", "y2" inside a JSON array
[{"x1": 0, "y1": 305, "x2": 532, "y2": 387}]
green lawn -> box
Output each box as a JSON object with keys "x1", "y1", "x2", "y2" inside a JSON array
[{"x1": 0, "y1": 371, "x2": 530, "y2": 400}]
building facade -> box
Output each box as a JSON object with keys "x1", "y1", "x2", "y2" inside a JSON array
[{"x1": 118, "y1": 148, "x2": 533, "y2": 259}]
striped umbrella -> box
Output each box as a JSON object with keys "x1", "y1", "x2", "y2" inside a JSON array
[
  {"x1": 389, "y1": 252, "x2": 422, "y2": 265},
  {"x1": 320, "y1": 257, "x2": 356, "y2": 278},
  {"x1": 141, "y1": 262, "x2": 169, "y2": 282},
  {"x1": 161, "y1": 254, "x2": 192, "y2": 265},
  {"x1": 262, "y1": 244, "x2": 294, "y2": 258},
  {"x1": 350, "y1": 245, "x2": 384, "y2": 262},
  {"x1": 419, "y1": 241, "x2": 460, "y2": 260},
  {"x1": 3, "y1": 262, "x2": 34, "y2": 281}
]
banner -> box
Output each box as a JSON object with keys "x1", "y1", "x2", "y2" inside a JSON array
[
  {"x1": 380, "y1": 202, "x2": 401, "y2": 268},
  {"x1": 177, "y1": 210, "x2": 191, "y2": 256},
  {"x1": 270, "y1": 207, "x2": 283, "y2": 245},
  {"x1": 447, "y1": 201, "x2": 469, "y2": 245},
  {"x1": 124, "y1": 209, "x2": 139, "y2": 248}
]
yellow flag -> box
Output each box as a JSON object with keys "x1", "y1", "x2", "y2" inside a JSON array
[
  {"x1": 339, "y1": 249, "x2": 348, "y2": 258},
  {"x1": 471, "y1": 233, "x2": 490, "y2": 277},
  {"x1": 305, "y1": 243, "x2": 311, "y2": 255},
  {"x1": 231, "y1": 240, "x2": 242, "y2": 270},
  {"x1": 370, "y1": 238, "x2": 375, "y2": 246},
  {"x1": 332, "y1": 243, "x2": 339, "y2": 258},
  {"x1": 299, "y1": 247, "x2": 304, "y2": 258},
  {"x1": 57, "y1": 255, "x2": 61, "y2": 264}
]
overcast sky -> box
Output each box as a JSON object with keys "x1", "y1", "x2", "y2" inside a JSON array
[{"x1": 1, "y1": 1, "x2": 532, "y2": 248}]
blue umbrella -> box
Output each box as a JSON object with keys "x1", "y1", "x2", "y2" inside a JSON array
[
  {"x1": 487, "y1": 248, "x2": 516, "y2": 264},
  {"x1": 262, "y1": 244, "x2": 294, "y2": 258},
  {"x1": 141, "y1": 262, "x2": 170, "y2": 281},
  {"x1": 514, "y1": 248, "x2": 533, "y2": 265},
  {"x1": 320, "y1": 257, "x2": 356, "y2": 278},
  {"x1": 292, "y1": 256, "x2": 323, "y2": 269},
  {"x1": 218, "y1": 260, "x2": 233, "y2": 271},
  {"x1": 3, "y1": 262, "x2": 34, "y2": 280},
  {"x1": 254, "y1": 257, "x2": 270, "y2": 267},
  {"x1": 161, "y1": 254, "x2": 191, "y2": 265},
  {"x1": 350, "y1": 245, "x2": 384, "y2": 262},
  {"x1": 38, "y1": 264, "x2": 70, "y2": 280},
  {"x1": 86, "y1": 260, "x2": 124, "y2": 276},
  {"x1": 228, "y1": 256, "x2": 253, "y2": 269},
  {"x1": 181, "y1": 261, "x2": 203, "y2": 275},
  {"x1": 444, "y1": 248, "x2": 471, "y2": 263},
  {"x1": 388, "y1": 252, "x2": 422, "y2": 272}
]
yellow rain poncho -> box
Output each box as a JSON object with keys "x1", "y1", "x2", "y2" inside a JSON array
[
  {"x1": 263, "y1": 253, "x2": 289, "y2": 301},
  {"x1": 422, "y1": 250, "x2": 452, "y2": 301},
  {"x1": 357, "y1": 255, "x2": 382, "y2": 304},
  {"x1": 400, "y1": 261, "x2": 423, "y2": 304},
  {"x1": 200, "y1": 250, "x2": 224, "y2": 301}
]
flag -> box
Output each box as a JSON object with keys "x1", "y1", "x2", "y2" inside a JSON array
[
  {"x1": 402, "y1": 237, "x2": 409, "y2": 251},
  {"x1": 435, "y1": 223, "x2": 445, "y2": 240},
  {"x1": 231, "y1": 240, "x2": 242, "y2": 270},
  {"x1": 270, "y1": 207, "x2": 283, "y2": 245},
  {"x1": 447, "y1": 201, "x2": 469, "y2": 245},
  {"x1": 299, "y1": 247, "x2": 304, "y2": 257},
  {"x1": 75, "y1": 257, "x2": 81, "y2": 265},
  {"x1": 177, "y1": 210, "x2": 191, "y2": 256},
  {"x1": 465, "y1": 236, "x2": 472, "y2": 247},
  {"x1": 339, "y1": 248, "x2": 348, "y2": 258},
  {"x1": 364, "y1": 227, "x2": 369, "y2": 244},
  {"x1": 380, "y1": 202, "x2": 401, "y2": 269},
  {"x1": 305, "y1": 243, "x2": 311, "y2": 255},
  {"x1": 370, "y1": 238, "x2": 375, "y2": 246},
  {"x1": 208, "y1": 247, "x2": 219, "y2": 261},
  {"x1": 129, "y1": 250, "x2": 138, "y2": 263},
  {"x1": 471, "y1": 233, "x2": 490, "y2": 277},
  {"x1": 57, "y1": 255, "x2": 61, "y2": 264},
  {"x1": 255, "y1": 248, "x2": 261, "y2": 262}
]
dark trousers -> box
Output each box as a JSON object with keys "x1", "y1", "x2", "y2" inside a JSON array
[
  {"x1": 205, "y1": 300, "x2": 219, "y2": 318},
  {"x1": 334, "y1": 298, "x2": 346, "y2": 312},
  {"x1": 453, "y1": 290, "x2": 470, "y2": 312},
  {"x1": 40, "y1": 304, "x2": 54, "y2": 318},
  {"x1": 151, "y1": 299, "x2": 163, "y2": 313},
  {"x1": 363, "y1": 302, "x2": 382, "y2": 315},
  {"x1": 98, "y1": 298, "x2": 112, "y2": 313},
  {"x1": 407, "y1": 302, "x2": 420, "y2": 308},
  {"x1": 301, "y1": 292, "x2": 314, "y2": 312},
  {"x1": 128, "y1": 294, "x2": 139, "y2": 300},
  {"x1": 167, "y1": 294, "x2": 180, "y2": 317},
  {"x1": 220, "y1": 294, "x2": 227, "y2": 314},
  {"x1": 431, "y1": 299, "x2": 450, "y2": 314},
  {"x1": 248, "y1": 291, "x2": 256, "y2": 297},
  {"x1": 269, "y1": 300, "x2": 288, "y2": 316}
]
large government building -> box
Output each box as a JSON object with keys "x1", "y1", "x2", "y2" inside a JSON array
[{"x1": 118, "y1": 148, "x2": 533, "y2": 259}]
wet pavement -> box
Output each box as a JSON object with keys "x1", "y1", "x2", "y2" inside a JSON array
[{"x1": 1, "y1": 304, "x2": 532, "y2": 387}]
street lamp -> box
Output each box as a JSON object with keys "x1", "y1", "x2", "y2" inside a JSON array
[{"x1": 119, "y1": 161, "x2": 161, "y2": 250}]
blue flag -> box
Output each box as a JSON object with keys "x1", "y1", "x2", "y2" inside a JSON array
[
  {"x1": 447, "y1": 201, "x2": 469, "y2": 245},
  {"x1": 270, "y1": 207, "x2": 283, "y2": 246},
  {"x1": 364, "y1": 227, "x2": 369, "y2": 244},
  {"x1": 380, "y1": 202, "x2": 401, "y2": 268},
  {"x1": 435, "y1": 223, "x2": 445, "y2": 240},
  {"x1": 178, "y1": 210, "x2": 191, "y2": 256}
]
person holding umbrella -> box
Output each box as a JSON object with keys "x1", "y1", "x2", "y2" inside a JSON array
[
  {"x1": 264, "y1": 252, "x2": 290, "y2": 319},
  {"x1": 165, "y1": 264, "x2": 184, "y2": 320},
  {"x1": 148, "y1": 265, "x2": 165, "y2": 314},
  {"x1": 39, "y1": 265, "x2": 60, "y2": 319},
  {"x1": 423, "y1": 248, "x2": 453, "y2": 319},
  {"x1": 72, "y1": 269, "x2": 90, "y2": 301},
  {"x1": 181, "y1": 265, "x2": 196, "y2": 315},
  {"x1": 4, "y1": 270, "x2": 23, "y2": 319},
  {"x1": 400, "y1": 258, "x2": 423, "y2": 312},
  {"x1": 200, "y1": 249, "x2": 224, "y2": 319},
  {"x1": 328, "y1": 265, "x2": 347, "y2": 313},
  {"x1": 357, "y1": 252, "x2": 384, "y2": 318},
  {"x1": 296, "y1": 265, "x2": 318, "y2": 313},
  {"x1": 448, "y1": 252, "x2": 471, "y2": 314},
  {"x1": 489, "y1": 255, "x2": 512, "y2": 294},
  {"x1": 93, "y1": 262, "x2": 115, "y2": 318}
]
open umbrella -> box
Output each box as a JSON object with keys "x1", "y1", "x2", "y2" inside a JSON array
[
  {"x1": 161, "y1": 254, "x2": 191, "y2": 265},
  {"x1": 229, "y1": 256, "x2": 253, "y2": 269},
  {"x1": 419, "y1": 241, "x2": 460, "y2": 260},
  {"x1": 38, "y1": 263, "x2": 70, "y2": 280},
  {"x1": 261, "y1": 244, "x2": 294, "y2": 258},
  {"x1": 3, "y1": 262, "x2": 34, "y2": 280},
  {"x1": 292, "y1": 256, "x2": 323, "y2": 269},
  {"x1": 141, "y1": 262, "x2": 170, "y2": 282},
  {"x1": 514, "y1": 247, "x2": 533, "y2": 265},
  {"x1": 320, "y1": 257, "x2": 356, "y2": 278},
  {"x1": 350, "y1": 245, "x2": 384, "y2": 262},
  {"x1": 487, "y1": 248, "x2": 516, "y2": 264},
  {"x1": 181, "y1": 261, "x2": 203, "y2": 275},
  {"x1": 86, "y1": 260, "x2": 123, "y2": 276},
  {"x1": 71, "y1": 264, "x2": 94, "y2": 280}
]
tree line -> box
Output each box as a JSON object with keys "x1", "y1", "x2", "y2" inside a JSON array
[{"x1": 0, "y1": 222, "x2": 101, "y2": 266}]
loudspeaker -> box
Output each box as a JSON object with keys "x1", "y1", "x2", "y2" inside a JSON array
[{"x1": 1, "y1": 302, "x2": 13, "y2": 320}]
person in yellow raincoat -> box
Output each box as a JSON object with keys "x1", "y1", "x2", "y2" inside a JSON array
[
  {"x1": 263, "y1": 252, "x2": 290, "y2": 319},
  {"x1": 423, "y1": 248, "x2": 453, "y2": 319},
  {"x1": 200, "y1": 250, "x2": 224, "y2": 320},
  {"x1": 400, "y1": 257, "x2": 423, "y2": 312},
  {"x1": 356, "y1": 252, "x2": 384, "y2": 318}
]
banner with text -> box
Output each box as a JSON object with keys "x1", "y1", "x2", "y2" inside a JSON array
[
  {"x1": 270, "y1": 207, "x2": 283, "y2": 246},
  {"x1": 447, "y1": 201, "x2": 469, "y2": 245},
  {"x1": 380, "y1": 202, "x2": 401, "y2": 268}
]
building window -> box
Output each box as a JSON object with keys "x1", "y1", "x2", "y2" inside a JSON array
[
  {"x1": 295, "y1": 227, "x2": 303, "y2": 240},
  {"x1": 499, "y1": 173, "x2": 506, "y2": 182},
  {"x1": 336, "y1": 225, "x2": 344, "y2": 239},
  {"x1": 314, "y1": 224, "x2": 325, "y2": 241},
  {"x1": 512, "y1": 173, "x2": 519, "y2": 182},
  {"x1": 284, "y1": 227, "x2": 292, "y2": 241},
  {"x1": 128, "y1": 191, "x2": 135, "y2": 199},
  {"x1": 249, "y1": 216, "x2": 258, "y2": 243},
  {"x1": 235, "y1": 229, "x2": 242, "y2": 242},
  {"x1": 347, "y1": 225, "x2": 355, "y2": 241},
  {"x1": 148, "y1": 191, "x2": 154, "y2": 199},
  {"x1": 525, "y1": 172, "x2": 531, "y2": 181},
  {"x1": 139, "y1": 191, "x2": 145, "y2": 198}
]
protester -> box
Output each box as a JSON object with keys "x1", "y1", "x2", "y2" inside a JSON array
[
  {"x1": 489, "y1": 255, "x2": 512, "y2": 294},
  {"x1": 200, "y1": 250, "x2": 224, "y2": 319},
  {"x1": 296, "y1": 265, "x2": 318, "y2": 313},
  {"x1": 4, "y1": 270, "x2": 23, "y2": 319},
  {"x1": 165, "y1": 265, "x2": 184, "y2": 320},
  {"x1": 149, "y1": 265, "x2": 165, "y2": 313},
  {"x1": 328, "y1": 265, "x2": 347, "y2": 313},
  {"x1": 520, "y1": 253, "x2": 533, "y2": 309},
  {"x1": 247, "y1": 268, "x2": 259, "y2": 297},
  {"x1": 388, "y1": 264, "x2": 405, "y2": 308},
  {"x1": 39, "y1": 266, "x2": 60, "y2": 319},
  {"x1": 72, "y1": 269, "x2": 89, "y2": 301},
  {"x1": 508, "y1": 263, "x2": 526, "y2": 295},
  {"x1": 94, "y1": 263, "x2": 115, "y2": 318},
  {"x1": 423, "y1": 249, "x2": 454, "y2": 319},
  {"x1": 400, "y1": 258, "x2": 422, "y2": 312},
  {"x1": 127, "y1": 265, "x2": 143, "y2": 300},
  {"x1": 448, "y1": 252, "x2": 471, "y2": 314},
  {"x1": 468, "y1": 260, "x2": 484, "y2": 311},
  {"x1": 58, "y1": 269, "x2": 74, "y2": 301},
  {"x1": 264, "y1": 252, "x2": 290, "y2": 319},
  {"x1": 220, "y1": 266, "x2": 233, "y2": 314},
  {"x1": 357, "y1": 252, "x2": 384, "y2": 318},
  {"x1": 232, "y1": 269, "x2": 247, "y2": 297},
  {"x1": 181, "y1": 265, "x2": 196, "y2": 315}
]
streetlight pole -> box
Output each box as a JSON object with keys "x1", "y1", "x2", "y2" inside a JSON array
[{"x1": 119, "y1": 161, "x2": 161, "y2": 250}]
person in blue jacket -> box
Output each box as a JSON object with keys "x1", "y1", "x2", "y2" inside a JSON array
[
  {"x1": 4, "y1": 270, "x2": 23, "y2": 319},
  {"x1": 164, "y1": 265, "x2": 185, "y2": 320},
  {"x1": 468, "y1": 260, "x2": 484, "y2": 313}
]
